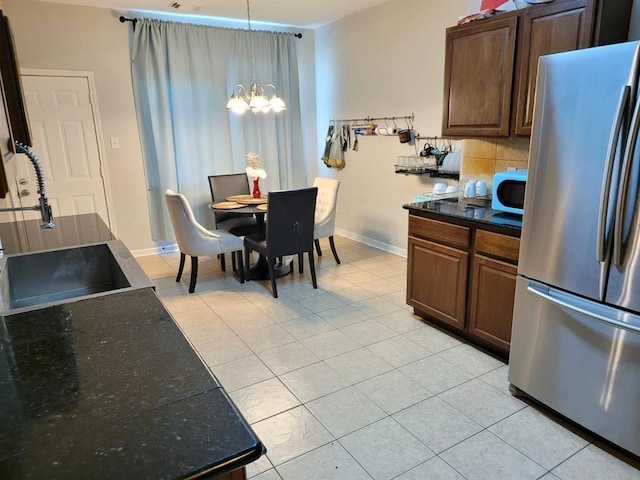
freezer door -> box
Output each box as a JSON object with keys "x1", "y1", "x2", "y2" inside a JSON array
[
  {"x1": 509, "y1": 276, "x2": 640, "y2": 457},
  {"x1": 519, "y1": 42, "x2": 640, "y2": 301}
]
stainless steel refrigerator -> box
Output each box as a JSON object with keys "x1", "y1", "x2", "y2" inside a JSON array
[{"x1": 509, "y1": 41, "x2": 640, "y2": 457}]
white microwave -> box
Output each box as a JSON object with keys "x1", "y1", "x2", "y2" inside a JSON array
[{"x1": 491, "y1": 169, "x2": 527, "y2": 215}]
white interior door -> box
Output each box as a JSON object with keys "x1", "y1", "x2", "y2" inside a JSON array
[{"x1": 16, "y1": 74, "x2": 110, "y2": 227}]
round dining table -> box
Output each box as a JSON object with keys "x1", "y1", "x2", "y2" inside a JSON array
[{"x1": 209, "y1": 196, "x2": 292, "y2": 281}]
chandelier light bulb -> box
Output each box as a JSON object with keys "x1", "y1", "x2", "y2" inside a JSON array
[
  {"x1": 269, "y1": 94, "x2": 286, "y2": 112},
  {"x1": 232, "y1": 102, "x2": 249, "y2": 114},
  {"x1": 226, "y1": 91, "x2": 249, "y2": 114}
]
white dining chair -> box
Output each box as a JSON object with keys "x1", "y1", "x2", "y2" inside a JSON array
[
  {"x1": 312, "y1": 177, "x2": 341, "y2": 264},
  {"x1": 165, "y1": 189, "x2": 245, "y2": 293}
]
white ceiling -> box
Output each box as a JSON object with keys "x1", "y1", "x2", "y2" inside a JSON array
[{"x1": 37, "y1": 0, "x2": 394, "y2": 29}]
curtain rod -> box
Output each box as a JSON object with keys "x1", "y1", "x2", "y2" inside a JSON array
[
  {"x1": 119, "y1": 16, "x2": 137, "y2": 26},
  {"x1": 118, "y1": 15, "x2": 302, "y2": 38}
]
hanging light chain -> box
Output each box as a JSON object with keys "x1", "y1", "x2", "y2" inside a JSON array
[
  {"x1": 226, "y1": 0, "x2": 287, "y2": 114},
  {"x1": 246, "y1": 0, "x2": 252, "y2": 32},
  {"x1": 246, "y1": 0, "x2": 256, "y2": 83}
]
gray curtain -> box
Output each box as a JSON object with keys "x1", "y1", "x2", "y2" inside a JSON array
[{"x1": 131, "y1": 19, "x2": 305, "y2": 241}]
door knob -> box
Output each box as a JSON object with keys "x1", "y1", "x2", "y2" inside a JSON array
[
  {"x1": 19, "y1": 189, "x2": 30, "y2": 197},
  {"x1": 18, "y1": 178, "x2": 28, "y2": 186}
]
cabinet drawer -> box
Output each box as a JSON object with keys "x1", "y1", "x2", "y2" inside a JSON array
[
  {"x1": 409, "y1": 215, "x2": 470, "y2": 249},
  {"x1": 475, "y1": 230, "x2": 520, "y2": 263}
]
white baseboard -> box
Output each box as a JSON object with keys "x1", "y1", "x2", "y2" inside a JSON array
[
  {"x1": 132, "y1": 234, "x2": 408, "y2": 259},
  {"x1": 132, "y1": 243, "x2": 178, "y2": 257},
  {"x1": 334, "y1": 228, "x2": 407, "y2": 258}
]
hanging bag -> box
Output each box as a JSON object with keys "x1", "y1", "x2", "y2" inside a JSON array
[
  {"x1": 321, "y1": 125, "x2": 334, "y2": 167},
  {"x1": 327, "y1": 124, "x2": 345, "y2": 168}
]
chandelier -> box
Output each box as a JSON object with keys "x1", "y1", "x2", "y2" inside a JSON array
[{"x1": 226, "y1": 0, "x2": 286, "y2": 114}]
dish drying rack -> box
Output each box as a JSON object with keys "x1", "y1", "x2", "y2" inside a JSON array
[
  {"x1": 395, "y1": 136, "x2": 461, "y2": 179},
  {"x1": 413, "y1": 192, "x2": 461, "y2": 203}
]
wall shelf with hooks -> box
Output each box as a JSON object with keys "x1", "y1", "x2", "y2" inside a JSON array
[
  {"x1": 414, "y1": 135, "x2": 459, "y2": 141},
  {"x1": 330, "y1": 113, "x2": 414, "y2": 127},
  {"x1": 326, "y1": 114, "x2": 415, "y2": 153}
]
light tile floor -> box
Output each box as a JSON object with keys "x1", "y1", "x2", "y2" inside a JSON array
[{"x1": 136, "y1": 236, "x2": 640, "y2": 480}]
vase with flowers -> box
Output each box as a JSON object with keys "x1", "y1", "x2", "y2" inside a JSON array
[{"x1": 245, "y1": 152, "x2": 267, "y2": 198}]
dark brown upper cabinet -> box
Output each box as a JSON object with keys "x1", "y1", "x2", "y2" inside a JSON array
[
  {"x1": 442, "y1": 16, "x2": 517, "y2": 137},
  {"x1": 442, "y1": 0, "x2": 632, "y2": 138},
  {"x1": 515, "y1": 1, "x2": 593, "y2": 135}
]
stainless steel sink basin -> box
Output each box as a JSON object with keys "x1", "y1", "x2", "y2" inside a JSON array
[{"x1": 0, "y1": 240, "x2": 154, "y2": 316}]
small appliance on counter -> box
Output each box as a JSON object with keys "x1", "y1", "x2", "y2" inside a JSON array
[{"x1": 491, "y1": 169, "x2": 527, "y2": 214}]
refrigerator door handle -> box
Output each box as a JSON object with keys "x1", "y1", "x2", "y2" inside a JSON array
[
  {"x1": 613, "y1": 92, "x2": 640, "y2": 266},
  {"x1": 597, "y1": 86, "x2": 630, "y2": 263},
  {"x1": 527, "y1": 281, "x2": 640, "y2": 334}
]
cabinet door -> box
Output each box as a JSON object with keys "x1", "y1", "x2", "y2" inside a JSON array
[
  {"x1": 215, "y1": 468, "x2": 246, "y2": 480},
  {"x1": 407, "y1": 236, "x2": 468, "y2": 329},
  {"x1": 468, "y1": 254, "x2": 517, "y2": 352},
  {"x1": 442, "y1": 16, "x2": 517, "y2": 137},
  {"x1": 515, "y1": 0, "x2": 593, "y2": 135}
]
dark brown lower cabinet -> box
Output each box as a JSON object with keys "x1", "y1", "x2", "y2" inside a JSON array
[
  {"x1": 212, "y1": 467, "x2": 246, "y2": 480},
  {"x1": 468, "y1": 254, "x2": 517, "y2": 351},
  {"x1": 407, "y1": 236, "x2": 468, "y2": 330},
  {"x1": 407, "y1": 213, "x2": 520, "y2": 355}
]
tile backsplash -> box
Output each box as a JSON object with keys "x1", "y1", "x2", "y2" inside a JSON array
[{"x1": 460, "y1": 137, "x2": 530, "y2": 189}]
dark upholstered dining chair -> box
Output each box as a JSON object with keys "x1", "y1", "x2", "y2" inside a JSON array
[
  {"x1": 165, "y1": 189, "x2": 244, "y2": 293},
  {"x1": 243, "y1": 187, "x2": 318, "y2": 298},
  {"x1": 208, "y1": 173, "x2": 260, "y2": 271}
]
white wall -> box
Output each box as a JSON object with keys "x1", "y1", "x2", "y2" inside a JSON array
[
  {"x1": 3, "y1": 0, "x2": 467, "y2": 256},
  {"x1": 315, "y1": 0, "x2": 469, "y2": 255},
  {"x1": 0, "y1": 0, "x2": 499, "y2": 256},
  {"x1": 1, "y1": 0, "x2": 318, "y2": 253},
  {"x1": 4, "y1": 0, "x2": 151, "y2": 251},
  {"x1": 6, "y1": 0, "x2": 632, "y2": 255}
]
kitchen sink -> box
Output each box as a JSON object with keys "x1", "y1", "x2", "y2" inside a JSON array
[{"x1": 0, "y1": 240, "x2": 154, "y2": 316}]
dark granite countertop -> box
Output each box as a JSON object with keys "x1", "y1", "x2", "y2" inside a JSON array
[
  {"x1": 404, "y1": 198, "x2": 522, "y2": 235},
  {"x1": 0, "y1": 288, "x2": 263, "y2": 479},
  {"x1": 0, "y1": 214, "x2": 263, "y2": 479},
  {"x1": 0, "y1": 214, "x2": 114, "y2": 255}
]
